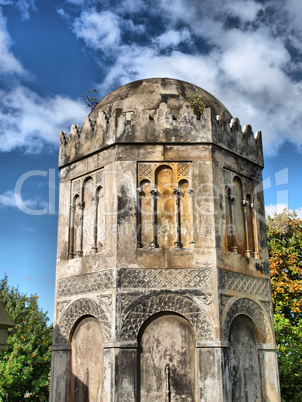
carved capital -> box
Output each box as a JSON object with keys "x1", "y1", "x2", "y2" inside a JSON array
[
  {"x1": 188, "y1": 188, "x2": 194, "y2": 197},
  {"x1": 229, "y1": 195, "x2": 236, "y2": 203},
  {"x1": 78, "y1": 202, "x2": 85, "y2": 210},
  {"x1": 149, "y1": 188, "x2": 159, "y2": 197}
]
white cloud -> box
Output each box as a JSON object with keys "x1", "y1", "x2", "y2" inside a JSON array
[
  {"x1": 15, "y1": 0, "x2": 36, "y2": 20},
  {"x1": 223, "y1": 0, "x2": 264, "y2": 22},
  {"x1": 0, "y1": 189, "x2": 46, "y2": 210},
  {"x1": 73, "y1": 9, "x2": 121, "y2": 49},
  {"x1": 99, "y1": 46, "x2": 221, "y2": 97},
  {"x1": 0, "y1": 86, "x2": 87, "y2": 152},
  {"x1": 0, "y1": 10, "x2": 25, "y2": 75},
  {"x1": 66, "y1": 0, "x2": 85, "y2": 4},
  {"x1": 265, "y1": 203, "x2": 302, "y2": 219},
  {"x1": 154, "y1": 29, "x2": 191, "y2": 49}
]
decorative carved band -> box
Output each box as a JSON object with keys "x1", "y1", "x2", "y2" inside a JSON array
[
  {"x1": 58, "y1": 271, "x2": 113, "y2": 297},
  {"x1": 219, "y1": 270, "x2": 270, "y2": 296},
  {"x1": 119, "y1": 268, "x2": 212, "y2": 289},
  {"x1": 55, "y1": 298, "x2": 111, "y2": 344},
  {"x1": 120, "y1": 293, "x2": 214, "y2": 341},
  {"x1": 222, "y1": 298, "x2": 273, "y2": 344}
]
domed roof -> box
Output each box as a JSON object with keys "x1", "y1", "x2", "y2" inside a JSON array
[
  {"x1": 60, "y1": 77, "x2": 263, "y2": 168},
  {"x1": 89, "y1": 78, "x2": 232, "y2": 121}
]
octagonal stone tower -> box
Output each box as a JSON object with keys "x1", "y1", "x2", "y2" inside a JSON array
[{"x1": 50, "y1": 78, "x2": 280, "y2": 401}]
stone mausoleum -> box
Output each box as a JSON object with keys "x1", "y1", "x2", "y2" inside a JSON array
[{"x1": 50, "y1": 78, "x2": 280, "y2": 401}]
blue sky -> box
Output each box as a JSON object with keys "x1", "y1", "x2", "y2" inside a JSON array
[{"x1": 0, "y1": 0, "x2": 302, "y2": 323}]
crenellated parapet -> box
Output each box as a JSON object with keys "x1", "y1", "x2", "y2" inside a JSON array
[
  {"x1": 59, "y1": 79, "x2": 263, "y2": 167},
  {"x1": 213, "y1": 113, "x2": 263, "y2": 166}
]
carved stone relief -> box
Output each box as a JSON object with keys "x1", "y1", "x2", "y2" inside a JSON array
[
  {"x1": 138, "y1": 163, "x2": 151, "y2": 179},
  {"x1": 57, "y1": 271, "x2": 113, "y2": 297},
  {"x1": 72, "y1": 179, "x2": 81, "y2": 195},
  {"x1": 219, "y1": 269, "x2": 270, "y2": 296},
  {"x1": 55, "y1": 298, "x2": 111, "y2": 345},
  {"x1": 119, "y1": 294, "x2": 141, "y2": 315},
  {"x1": 120, "y1": 293, "x2": 214, "y2": 341},
  {"x1": 119, "y1": 268, "x2": 212, "y2": 289},
  {"x1": 137, "y1": 162, "x2": 192, "y2": 249},
  {"x1": 177, "y1": 163, "x2": 190, "y2": 177},
  {"x1": 56, "y1": 300, "x2": 71, "y2": 321},
  {"x1": 222, "y1": 298, "x2": 273, "y2": 344}
]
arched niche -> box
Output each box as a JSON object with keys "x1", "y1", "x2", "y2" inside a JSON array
[
  {"x1": 224, "y1": 186, "x2": 233, "y2": 251},
  {"x1": 138, "y1": 313, "x2": 198, "y2": 402},
  {"x1": 69, "y1": 194, "x2": 80, "y2": 258},
  {"x1": 227, "y1": 315, "x2": 262, "y2": 401},
  {"x1": 246, "y1": 194, "x2": 255, "y2": 256},
  {"x1": 69, "y1": 316, "x2": 104, "y2": 402},
  {"x1": 82, "y1": 177, "x2": 94, "y2": 255},
  {"x1": 179, "y1": 179, "x2": 192, "y2": 248},
  {"x1": 95, "y1": 185, "x2": 104, "y2": 252},
  {"x1": 139, "y1": 179, "x2": 152, "y2": 247},
  {"x1": 155, "y1": 165, "x2": 175, "y2": 248},
  {"x1": 232, "y1": 177, "x2": 245, "y2": 255}
]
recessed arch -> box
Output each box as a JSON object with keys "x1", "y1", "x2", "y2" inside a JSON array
[
  {"x1": 232, "y1": 176, "x2": 245, "y2": 255},
  {"x1": 138, "y1": 312, "x2": 198, "y2": 401},
  {"x1": 120, "y1": 293, "x2": 214, "y2": 342},
  {"x1": 55, "y1": 298, "x2": 111, "y2": 345},
  {"x1": 70, "y1": 316, "x2": 104, "y2": 402},
  {"x1": 227, "y1": 315, "x2": 262, "y2": 401},
  {"x1": 222, "y1": 297, "x2": 273, "y2": 345}
]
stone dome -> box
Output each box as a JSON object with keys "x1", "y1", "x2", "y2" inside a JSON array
[
  {"x1": 89, "y1": 78, "x2": 232, "y2": 122},
  {"x1": 60, "y1": 77, "x2": 263, "y2": 167}
]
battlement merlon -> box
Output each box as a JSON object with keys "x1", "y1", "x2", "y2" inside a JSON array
[{"x1": 58, "y1": 105, "x2": 264, "y2": 168}]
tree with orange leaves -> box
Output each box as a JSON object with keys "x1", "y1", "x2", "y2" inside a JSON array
[{"x1": 267, "y1": 211, "x2": 302, "y2": 401}]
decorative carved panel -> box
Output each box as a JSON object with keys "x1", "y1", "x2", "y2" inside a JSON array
[
  {"x1": 120, "y1": 293, "x2": 214, "y2": 341},
  {"x1": 137, "y1": 162, "x2": 192, "y2": 248},
  {"x1": 57, "y1": 271, "x2": 113, "y2": 297},
  {"x1": 219, "y1": 270, "x2": 270, "y2": 296},
  {"x1": 222, "y1": 298, "x2": 273, "y2": 344},
  {"x1": 55, "y1": 298, "x2": 111, "y2": 344},
  {"x1": 177, "y1": 163, "x2": 190, "y2": 177},
  {"x1": 138, "y1": 163, "x2": 151, "y2": 178},
  {"x1": 119, "y1": 268, "x2": 212, "y2": 289}
]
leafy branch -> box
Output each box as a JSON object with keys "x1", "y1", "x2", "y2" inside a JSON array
[
  {"x1": 80, "y1": 89, "x2": 99, "y2": 110},
  {"x1": 187, "y1": 91, "x2": 207, "y2": 119}
]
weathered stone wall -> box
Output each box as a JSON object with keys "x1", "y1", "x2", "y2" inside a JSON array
[{"x1": 50, "y1": 78, "x2": 280, "y2": 401}]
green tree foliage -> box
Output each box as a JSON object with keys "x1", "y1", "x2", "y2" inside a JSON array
[
  {"x1": 0, "y1": 275, "x2": 52, "y2": 401},
  {"x1": 267, "y1": 211, "x2": 302, "y2": 401}
]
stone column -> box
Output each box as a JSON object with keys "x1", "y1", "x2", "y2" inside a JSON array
[
  {"x1": 76, "y1": 202, "x2": 84, "y2": 257},
  {"x1": 68, "y1": 204, "x2": 75, "y2": 259},
  {"x1": 242, "y1": 199, "x2": 250, "y2": 257},
  {"x1": 91, "y1": 195, "x2": 99, "y2": 253},
  {"x1": 136, "y1": 188, "x2": 143, "y2": 248},
  {"x1": 149, "y1": 189, "x2": 159, "y2": 248},
  {"x1": 229, "y1": 195, "x2": 237, "y2": 253},
  {"x1": 173, "y1": 188, "x2": 181, "y2": 249},
  {"x1": 251, "y1": 202, "x2": 259, "y2": 259}
]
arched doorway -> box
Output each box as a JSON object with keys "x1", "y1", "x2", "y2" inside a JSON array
[
  {"x1": 139, "y1": 313, "x2": 197, "y2": 401},
  {"x1": 228, "y1": 315, "x2": 262, "y2": 401},
  {"x1": 70, "y1": 316, "x2": 104, "y2": 402}
]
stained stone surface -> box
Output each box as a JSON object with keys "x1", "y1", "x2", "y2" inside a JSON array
[{"x1": 50, "y1": 78, "x2": 280, "y2": 401}]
